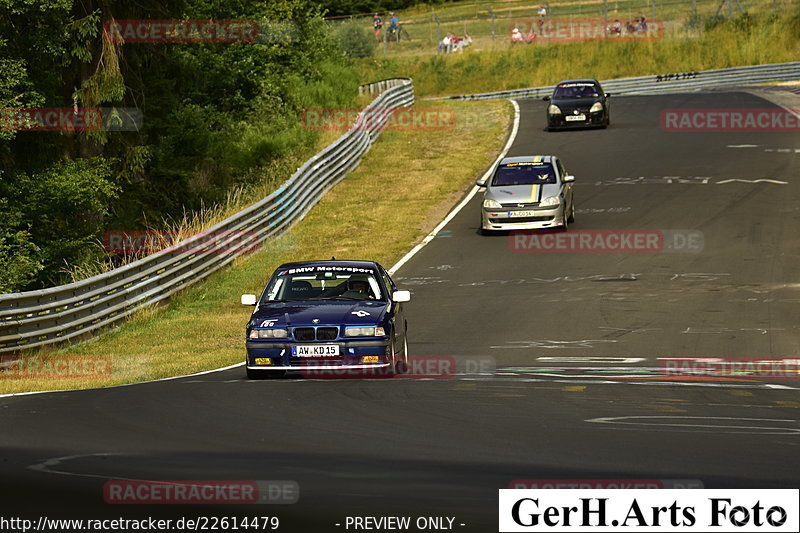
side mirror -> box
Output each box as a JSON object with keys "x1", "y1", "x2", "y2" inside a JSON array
[
  {"x1": 605, "y1": 93, "x2": 611, "y2": 98},
  {"x1": 392, "y1": 290, "x2": 411, "y2": 303},
  {"x1": 241, "y1": 294, "x2": 257, "y2": 306},
  {"x1": 563, "y1": 175, "x2": 575, "y2": 183},
  {"x1": 542, "y1": 95, "x2": 551, "y2": 101},
  {"x1": 475, "y1": 177, "x2": 487, "y2": 188}
]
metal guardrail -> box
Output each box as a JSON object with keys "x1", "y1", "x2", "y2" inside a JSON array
[
  {"x1": 0, "y1": 79, "x2": 415, "y2": 354},
  {"x1": 424, "y1": 62, "x2": 800, "y2": 101},
  {"x1": 359, "y1": 78, "x2": 408, "y2": 95}
]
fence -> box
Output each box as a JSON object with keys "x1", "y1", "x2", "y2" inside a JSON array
[
  {"x1": 0, "y1": 79, "x2": 415, "y2": 355},
  {"x1": 423, "y1": 61, "x2": 800, "y2": 100}
]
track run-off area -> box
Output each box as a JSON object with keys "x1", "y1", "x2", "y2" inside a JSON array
[{"x1": 0, "y1": 91, "x2": 799, "y2": 531}]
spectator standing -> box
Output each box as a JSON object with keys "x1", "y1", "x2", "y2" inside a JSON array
[
  {"x1": 537, "y1": 5, "x2": 547, "y2": 35},
  {"x1": 388, "y1": 12, "x2": 399, "y2": 40},
  {"x1": 372, "y1": 13, "x2": 383, "y2": 41}
]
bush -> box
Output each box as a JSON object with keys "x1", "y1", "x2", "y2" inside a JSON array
[{"x1": 338, "y1": 21, "x2": 376, "y2": 58}]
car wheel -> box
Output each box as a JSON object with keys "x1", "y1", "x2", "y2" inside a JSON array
[
  {"x1": 386, "y1": 340, "x2": 399, "y2": 377},
  {"x1": 567, "y1": 199, "x2": 575, "y2": 223},
  {"x1": 396, "y1": 337, "x2": 409, "y2": 375}
]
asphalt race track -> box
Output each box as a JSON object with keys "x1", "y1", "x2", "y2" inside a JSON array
[{"x1": 1, "y1": 92, "x2": 799, "y2": 532}]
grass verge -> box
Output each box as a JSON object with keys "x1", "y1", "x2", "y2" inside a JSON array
[{"x1": 0, "y1": 99, "x2": 512, "y2": 394}]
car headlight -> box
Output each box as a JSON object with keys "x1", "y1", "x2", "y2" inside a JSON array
[
  {"x1": 483, "y1": 198, "x2": 502, "y2": 209},
  {"x1": 249, "y1": 328, "x2": 288, "y2": 339},
  {"x1": 345, "y1": 326, "x2": 386, "y2": 337},
  {"x1": 540, "y1": 196, "x2": 560, "y2": 207},
  {"x1": 548, "y1": 104, "x2": 561, "y2": 115},
  {"x1": 590, "y1": 102, "x2": 603, "y2": 113}
]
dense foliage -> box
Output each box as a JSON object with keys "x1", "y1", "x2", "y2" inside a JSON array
[{"x1": 0, "y1": 0, "x2": 359, "y2": 292}]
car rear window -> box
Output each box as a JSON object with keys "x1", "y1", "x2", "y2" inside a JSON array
[{"x1": 492, "y1": 162, "x2": 556, "y2": 186}]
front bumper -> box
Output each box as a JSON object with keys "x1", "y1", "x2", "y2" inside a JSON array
[
  {"x1": 548, "y1": 110, "x2": 607, "y2": 129},
  {"x1": 481, "y1": 205, "x2": 565, "y2": 230},
  {"x1": 245, "y1": 339, "x2": 391, "y2": 370}
]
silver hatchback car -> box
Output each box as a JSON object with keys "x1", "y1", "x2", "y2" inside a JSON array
[{"x1": 477, "y1": 155, "x2": 575, "y2": 233}]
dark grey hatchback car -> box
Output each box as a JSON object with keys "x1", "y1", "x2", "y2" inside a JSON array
[{"x1": 544, "y1": 78, "x2": 610, "y2": 130}]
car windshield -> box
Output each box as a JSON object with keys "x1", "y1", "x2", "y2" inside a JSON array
[
  {"x1": 492, "y1": 162, "x2": 556, "y2": 186},
  {"x1": 553, "y1": 83, "x2": 600, "y2": 99},
  {"x1": 262, "y1": 267, "x2": 383, "y2": 302}
]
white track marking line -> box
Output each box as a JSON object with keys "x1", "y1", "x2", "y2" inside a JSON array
[
  {"x1": 586, "y1": 415, "x2": 800, "y2": 435},
  {"x1": 388, "y1": 99, "x2": 521, "y2": 275}
]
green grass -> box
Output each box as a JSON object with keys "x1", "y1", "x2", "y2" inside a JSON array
[
  {"x1": 0, "y1": 99, "x2": 513, "y2": 394},
  {"x1": 353, "y1": 5, "x2": 800, "y2": 97}
]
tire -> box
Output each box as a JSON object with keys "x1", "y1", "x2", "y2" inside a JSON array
[
  {"x1": 567, "y1": 198, "x2": 575, "y2": 223},
  {"x1": 559, "y1": 202, "x2": 569, "y2": 231},
  {"x1": 395, "y1": 336, "x2": 409, "y2": 375},
  {"x1": 386, "y1": 341, "x2": 398, "y2": 377},
  {"x1": 478, "y1": 214, "x2": 488, "y2": 235}
]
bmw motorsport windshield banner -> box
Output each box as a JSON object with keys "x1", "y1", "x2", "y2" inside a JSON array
[{"x1": 499, "y1": 489, "x2": 799, "y2": 532}]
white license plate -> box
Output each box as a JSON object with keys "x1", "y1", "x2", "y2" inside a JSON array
[
  {"x1": 508, "y1": 210, "x2": 537, "y2": 218},
  {"x1": 565, "y1": 114, "x2": 586, "y2": 121},
  {"x1": 292, "y1": 345, "x2": 339, "y2": 357}
]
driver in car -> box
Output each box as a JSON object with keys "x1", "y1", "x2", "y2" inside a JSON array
[{"x1": 339, "y1": 277, "x2": 374, "y2": 299}]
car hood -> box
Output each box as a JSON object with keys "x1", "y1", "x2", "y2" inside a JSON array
[
  {"x1": 552, "y1": 97, "x2": 603, "y2": 112},
  {"x1": 250, "y1": 300, "x2": 389, "y2": 327},
  {"x1": 486, "y1": 183, "x2": 562, "y2": 204}
]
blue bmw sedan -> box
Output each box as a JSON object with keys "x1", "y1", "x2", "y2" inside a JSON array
[{"x1": 241, "y1": 260, "x2": 411, "y2": 379}]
